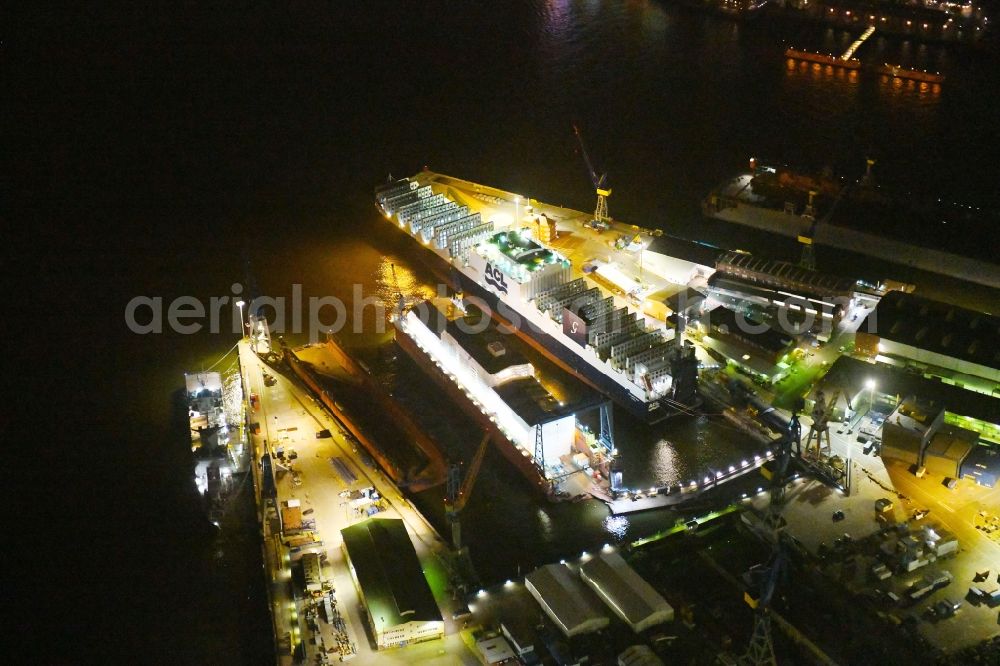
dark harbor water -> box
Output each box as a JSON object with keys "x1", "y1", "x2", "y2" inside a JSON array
[{"x1": 17, "y1": 1, "x2": 999, "y2": 662}]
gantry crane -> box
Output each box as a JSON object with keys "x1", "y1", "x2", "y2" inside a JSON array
[
  {"x1": 741, "y1": 545, "x2": 786, "y2": 666},
  {"x1": 573, "y1": 124, "x2": 612, "y2": 229},
  {"x1": 740, "y1": 404, "x2": 800, "y2": 666},
  {"x1": 798, "y1": 173, "x2": 853, "y2": 270},
  {"x1": 802, "y1": 389, "x2": 841, "y2": 460},
  {"x1": 445, "y1": 432, "x2": 491, "y2": 551}
]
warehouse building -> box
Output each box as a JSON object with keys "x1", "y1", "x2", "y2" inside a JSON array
[
  {"x1": 340, "y1": 518, "x2": 443, "y2": 650},
  {"x1": 618, "y1": 644, "x2": 666, "y2": 666},
  {"x1": 815, "y1": 356, "x2": 1000, "y2": 447},
  {"x1": 476, "y1": 636, "x2": 517, "y2": 665},
  {"x1": 696, "y1": 305, "x2": 796, "y2": 383},
  {"x1": 500, "y1": 616, "x2": 537, "y2": 662},
  {"x1": 855, "y1": 291, "x2": 1000, "y2": 394},
  {"x1": 881, "y1": 399, "x2": 978, "y2": 478},
  {"x1": 816, "y1": 357, "x2": 999, "y2": 486},
  {"x1": 525, "y1": 563, "x2": 609, "y2": 638},
  {"x1": 922, "y1": 426, "x2": 979, "y2": 479},
  {"x1": 707, "y1": 273, "x2": 845, "y2": 337},
  {"x1": 960, "y1": 445, "x2": 1000, "y2": 488},
  {"x1": 881, "y1": 400, "x2": 942, "y2": 465},
  {"x1": 579, "y1": 551, "x2": 674, "y2": 633},
  {"x1": 699, "y1": 306, "x2": 795, "y2": 364},
  {"x1": 714, "y1": 251, "x2": 857, "y2": 305}
]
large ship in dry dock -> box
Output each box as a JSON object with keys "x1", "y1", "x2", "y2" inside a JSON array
[{"x1": 375, "y1": 172, "x2": 703, "y2": 424}]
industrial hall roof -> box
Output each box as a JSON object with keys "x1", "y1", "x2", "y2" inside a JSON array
[
  {"x1": 716, "y1": 251, "x2": 857, "y2": 298},
  {"x1": 340, "y1": 518, "x2": 441, "y2": 632},
  {"x1": 819, "y1": 356, "x2": 1000, "y2": 427},
  {"x1": 525, "y1": 563, "x2": 609, "y2": 637},
  {"x1": 860, "y1": 291, "x2": 1000, "y2": 372},
  {"x1": 579, "y1": 551, "x2": 674, "y2": 633}
]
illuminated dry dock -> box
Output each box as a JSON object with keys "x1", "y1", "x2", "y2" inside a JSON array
[
  {"x1": 393, "y1": 297, "x2": 616, "y2": 494},
  {"x1": 376, "y1": 172, "x2": 709, "y2": 423}
]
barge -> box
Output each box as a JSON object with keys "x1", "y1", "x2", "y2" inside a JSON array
[
  {"x1": 784, "y1": 48, "x2": 861, "y2": 69},
  {"x1": 878, "y1": 63, "x2": 945, "y2": 84}
]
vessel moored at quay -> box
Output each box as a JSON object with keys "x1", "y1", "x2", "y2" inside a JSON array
[
  {"x1": 703, "y1": 160, "x2": 1000, "y2": 290},
  {"x1": 375, "y1": 172, "x2": 702, "y2": 425}
]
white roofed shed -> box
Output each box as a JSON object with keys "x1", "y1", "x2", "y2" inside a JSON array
[
  {"x1": 525, "y1": 563, "x2": 609, "y2": 638},
  {"x1": 579, "y1": 551, "x2": 674, "y2": 633}
]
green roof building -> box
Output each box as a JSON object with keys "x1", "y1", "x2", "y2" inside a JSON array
[{"x1": 340, "y1": 518, "x2": 443, "y2": 650}]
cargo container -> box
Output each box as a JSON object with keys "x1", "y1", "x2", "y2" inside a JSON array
[{"x1": 301, "y1": 552, "x2": 323, "y2": 594}]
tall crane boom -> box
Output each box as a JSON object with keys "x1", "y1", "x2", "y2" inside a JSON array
[
  {"x1": 573, "y1": 124, "x2": 607, "y2": 189},
  {"x1": 572, "y1": 124, "x2": 612, "y2": 227},
  {"x1": 445, "y1": 432, "x2": 491, "y2": 550},
  {"x1": 799, "y1": 179, "x2": 851, "y2": 270},
  {"x1": 453, "y1": 432, "x2": 490, "y2": 512}
]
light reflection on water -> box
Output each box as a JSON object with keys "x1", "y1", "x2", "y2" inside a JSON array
[
  {"x1": 648, "y1": 438, "x2": 681, "y2": 486},
  {"x1": 604, "y1": 515, "x2": 630, "y2": 541},
  {"x1": 537, "y1": 506, "x2": 554, "y2": 540}
]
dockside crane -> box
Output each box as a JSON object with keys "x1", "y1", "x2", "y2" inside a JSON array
[
  {"x1": 798, "y1": 175, "x2": 852, "y2": 270},
  {"x1": 445, "y1": 432, "x2": 491, "y2": 551},
  {"x1": 803, "y1": 389, "x2": 841, "y2": 460},
  {"x1": 740, "y1": 404, "x2": 800, "y2": 666},
  {"x1": 740, "y1": 545, "x2": 786, "y2": 666},
  {"x1": 573, "y1": 124, "x2": 612, "y2": 229}
]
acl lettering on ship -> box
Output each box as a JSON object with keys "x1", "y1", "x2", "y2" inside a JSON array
[
  {"x1": 562, "y1": 307, "x2": 588, "y2": 347},
  {"x1": 484, "y1": 262, "x2": 509, "y2": 295}
]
